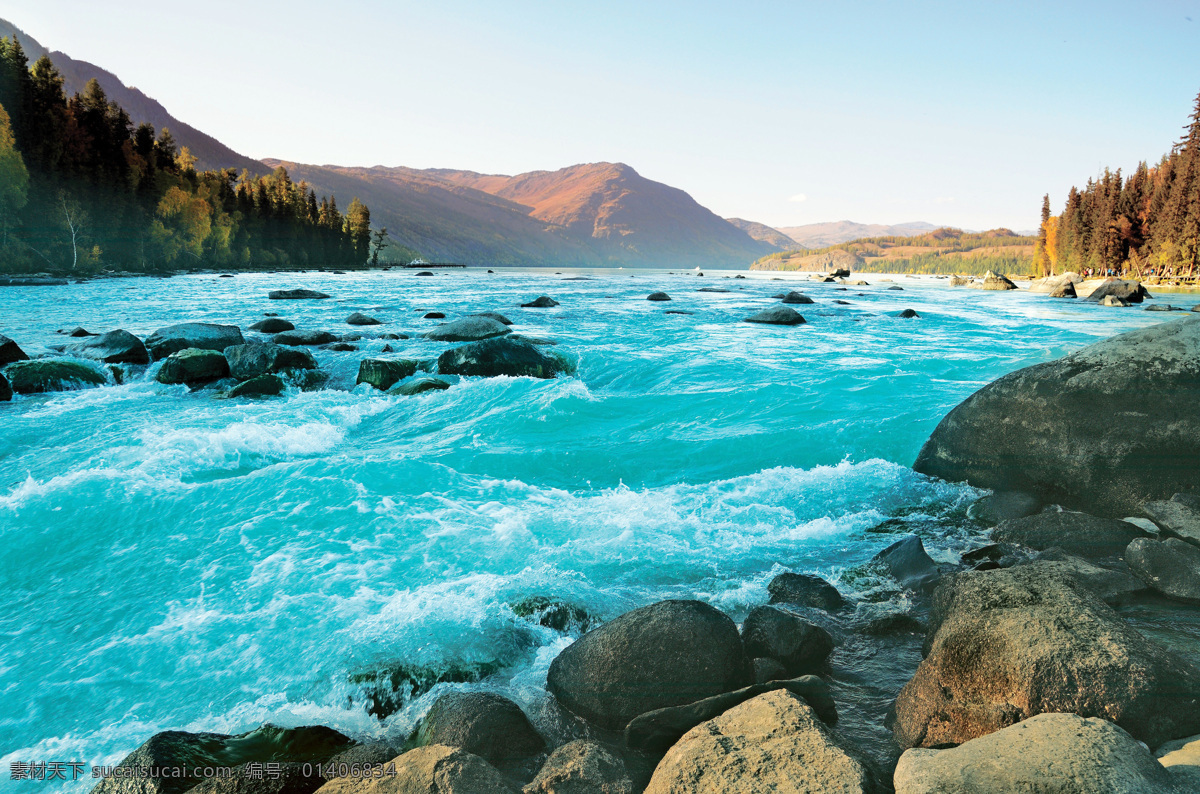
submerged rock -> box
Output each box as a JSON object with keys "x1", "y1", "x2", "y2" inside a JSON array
[
  {"x1": 423, "y1": 311, "x2": 445, "y2": 319},
  {"x1": 424, "y1": 316, "x2": 512, "y2": 342},
  {"x1": 1103, "y1": 294, "x2": 1131, "y2": 307},
  {"x1": 744, "y1": 306, "x2": 806, "y2": 325},
  {"x1": 356, "y1": 358, "x2": 420, "y2": 391},
  {"x1": 348, "y1": 661, "x2": 505, "y2": 720},
  {"x1": 4, "y1": 360, "x2": 106, "y2": 394},
  {"x1": 345, "y1": 312, "x2": 380, "y2": 326},
  {"x1": 225, "y1": 374, "x2": 286, "y2": 399},
  {"x1": 0, "y1": 334, "x2": 28, "y2": 366},
  {"x1": 766, "y1": 572, "x2": 846, "y2": 612},
  {"x1": 437, "y1": 337, "x2": 571, "y2": 379},
  {"x1": 991, "y1": 511, "x2": 1150, "y2": 558},
  {"x1": 546, "y1": 599, "x2": 750, "y2": 730},
  {"x1": 65, "y1": 329, "x2": 150, "y2": 364},
  {"x1": 156, "y1": 348, "x2": 230, "y2": 385},
  {"x1": 894, "y1": 713, "x2": 1180, "y2": 794},
  {"x1": 226, "y1": 342, "x2": 317, "y2": 380},
  {"x1": 273, "y1": 330, "x2": 337, "y2": 346},
  {"x1": 739, "y1": 606, "x2": 833, "y2": 675},
  {"x1": 522, "y1": 295, "x2": 560, "y2": 308},
  {"x1": 523, "y1": 740, "x2": 633, "y2": 794},
  {"x1": 647, "y1": 292, "x2": 671, "y2": 301},
  {"x1": 413, "y1": 691, "x2": 545, "y2": 769},
  {"x1": 896, "y1": 308, "x2": 920, "y2": 318},
  {"x1": 145, "y1": 323, "x2": 245, "y2": 360},
  {"x1": 643, "y1": 690, "x2": 875, "y2": 794},
  {"x1": 511, "y1": 595, "x2": 591, "y2": 633},
  {"x1": 1126, "y1": 537, "x2": 1200, "y2": 603},
  {"x1": 912, "y1": 317, "x2": 1200, "y2": 517},
  {"x1": 980, "y1": 270, "x2": 1017, "y2": 290},
  {"x1": 268, "y1": 289, "x2": 329, "y2": 300},
  {"x1": 780, "y1": 291, "x2": 814, "y2": 304},
  {"x1": 469, "y1": 311, "x2": 513, "y2": 326},
  {"x1": 892, "y1": 565, "x2": 1200, "y2": 749},
  {"x1": 248, "y1": 318, "x2": 295, "y2": 333},
  {"x1": 390, "y1": 377, "x2": 450, "y2": 396}
]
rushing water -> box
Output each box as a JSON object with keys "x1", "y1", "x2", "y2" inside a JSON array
[{"x1": 1, "y1": 269, "x2": 1195, "y2": 787}]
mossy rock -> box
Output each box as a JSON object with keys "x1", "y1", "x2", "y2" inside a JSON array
[
  {"x1": 390, "y1": 377, "x2": 450, "y2": 396},
  {"x1": 156, "y1": 348, "x2": 231, "y2": 385},
  {"x1": 357, "y1": 358, "x2": 420, "y2": 390},
  {"x1": 511, "y1": 595, "x2": 592, "y2": 633},
  {"x1": 225, "y1": 374, "x2": 285, "y2": 399},
  {"x1": 4, "y1": 360, "x2": 106, "y2": 394}
]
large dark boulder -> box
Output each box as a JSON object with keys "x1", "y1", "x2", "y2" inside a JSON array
[
  {"x1": 0, "y1": 334, "x2": 28, "y2": 366},
  {"x1": 156, "y1": 348, "x2": 230, "y2": 385},
  {"x1": 248, "y1": 318, "x2": 295, "y2": 333},
  {"x1": 273, "y1": 330, "x2": 336, "y2": 346},
  {"x1": 892, "y1": 564, "x2": 1200, "y2": 749},
  {"x1": 980, "y1": 271, "x2": 1017, "y2": 290},
  {"x1": 345, "y1": 312, "x2": 380, "y2": 326},
  {"x1": 64, "y1": 329, "x2": 150, "y2": 364},
  {"x1": 226, "y1": 342, "x2": 317, "y2": 381},
  {"x1": 391, "y1": 377, "x2": 450, "y2": 396},
  {"x1": 0, "y1": 372, "x2": 10, "y2": 401},
  {"x1": 546, "y1": 599, "x2": 751, "y2": 730},
  {"x1": 356, "y1": 358, "x2": 419, "y2": 391},
  {"x1": 413, "y1": 692, "x2": 544, "y2": 769},
  {"x1": 4, "y1": 360, "x2": 106, "y2": 394},
  {"x1": 437, "y1": 337, "x2": 571, "y2": 379},
  {"x1": 1126, "y1": 538, "x2": 1200, "y2": 603},
  {"x1": 767, "y1": 572, "x2": 846, "y2": 611},
  {"x1": 780, "y1": 291, "x2": 814, "y2": 304},
  {"x1": 522, "y1": 295, "x2": 559, "y2": 308},
  {"x1": 1143, "y1": 494, "x2": 1200, "y2": 546},
  {"x1": 740, "y1": 606, "x2": 833, "y2": 675},
  {"x1": 226, "y1": 375, "x2": 286, "y2": 399},
  {"x1": 145, "y1": 323, "x2": 245, "y2": 360},
  {"x1": 913, "y1": 317, "x2": 1200, "y2": 517},
  {"x1": 268, "y1": 289, "x2": 329, "y2": 300},
  {"x1": 91, "y1": 724, "x2": 352, "y2": 794},
  {"x1": 744, "y1": 306, "x2": 806, "y2": 325},
  {"x1": 873, "y1": 535, "x2": 940, "y2": 591},
  {"x1": 991, "y1": 511, "x2": 1150, "y2": 559},
  {"x1": 423, "y1": 316, "x2": 511, "y2": 342},
  {"x1": 647, "y1": 292, "x2": 671, "y2": 302},
  {"x1": 967, "y1": 491, "x2": 1042, "y2": 525},
  {"x1": 469, "y1": 312, "x2": 513, "y2": 326},
  {"x1": 1081, "y1": 277, "x2": 1150, "y2": 304}
]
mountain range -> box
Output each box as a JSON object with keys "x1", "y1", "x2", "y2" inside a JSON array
[{"x1": 0, "y1": 18, "x2": 963, "y2": 268}]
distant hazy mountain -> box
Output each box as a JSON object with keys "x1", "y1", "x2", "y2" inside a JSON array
[
  {"x1": 267, "y1": 161, "x2": 777, "y2": 268},
  {"x1": 777, "y1": 220, "x2": 941, "y2": 249},
  {"x1": 0, "y1": 18, "x2": 263, "y2": 174},
  {"x1": 725, "y1": 218, "x2": 801, "y2": 250}
]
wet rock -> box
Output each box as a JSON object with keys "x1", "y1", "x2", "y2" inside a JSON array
[
  {"x1": 413, "y1": 692, "x2": 545, "y2": 769},
  {"x1": 895, "y1": 308, "x2": 920, "y2": 318},
  {"x1": 967, "y1": 491, "x2": 1042, "y2": 525},
  {"x1": 268, "y1": 289, "x2": 329, "y2": 300},
  {"x1": 249, "y1": 318, "x2": 295, "y2": 333},
  {"x1": 991, "y1": 511, "x2": 1149, "y2": 558},
  {"x1": 751, "y1": 657, "x2": 789, "y2": 684},
  {"x1": 64, "y1": 326, "x2": 96, "y2": 337},
  {"x1": 0, "y1": 372, "x2": 9, "y2": 401},
  {"x1": 65, "y1": 329, "x2": 150, "y2": 364},
  {"x1": 469, "y1": 312, "x2": 513, "y2": 326},
  {"x1": 980, "y1": 270, "x2": 1017, "y2": 290},
  {"x1": 780, "y1": 291, "x2": 813, "y2": 304},
  {"x1": 1156, "y1": 733, "x2": 1200, "y2": 789},
  {"x1": 437, "y1": 338, "x2": 571, "y2": 379},
  {"x1": 347, "y1": 661, "x2": 505, "y2": 720},
  {"x1": 624, "y1": 675, "x2": 836, "y2": 754},
  {"x1": 423, "y1": 311, "x2": 445, "y2": 319},
  {"x1": 948, "y1": 276, "x2": 969, "y2": 287},
  {"x1": 314, "y1": 746, "x2": 516, "y2": 794},
  {"x1": 887, "y1": 285, "x2": 905, "y2": 290},
  {"x1": 522, "y1": 296, "x2": 560, "y2": 308},
  {"x1": 1143, "y1": 494, "x2": 1200, "y2": 546},
  {"x1": 834, "y1": 299, "x2": 851, "y2": 304},
  {"x1": 696, "y1": 287, "x2": 729, "y2": 293},
  {"x1": 894, "y1": 713, "x2": 1179, "y2": 794},
  {"x1": 345, "y1": 312, "x2": 380, "y2": 326},
  {"x1": 226, "y1": 375, "x2": 285, "y2": 399},
  {"x1": 325, "y1": 343, "x2": 357, "y2": 352},
  {"x1": 356, "y1": 359, "x2": 419, "y2": 391},
  {"x1": 0, "y1": 334, "x2": 29, "y2": 365},
  {"x1": 1126, "y1": 537, "x2": 1200, "y2": 603},
  {"x1": 94, "y1": 724, "x2": 353, "y2": 794},
  {"x1": 4, "y1": 360, "x2": 106, "y2": 394},
  {"x1": 274, "y1": 330, "x2": 337, "y2": 346},
  {"x1": 912, "y1": 317, "x2": 1200, "y2": 517},
  {"x1": 873, "y1": 535, "x2": 939, "y2": 592},
  {"x1": 1081, "y1": 277, "x2": 1150, "y2": 304},
  {"x1": 156, "y1": 348, "x2": 230, "y2": 385},
  {"x1": 511, "y1": 596, "x2": 591, "y2": 633},
  {"x1": 546, "y1": 599, "x2": 750, "y2": 731},
  {"x1": 145, "y1": 323, "x2": 245, "y2": 360},
  {"x1": 1027, "y1": 548, "x2": 1147, "y2": 604},
  {"x1": 1029, "y1": 272, "x2": 1081, "y2": 294},
  {"x1": 643, "y1": 690, "x2": 875, "y2": 794},
  {"x1": 226, "y1": 342, "x2": 317, "y2": 381},
  {"x1": 647, "y1": 292, "x2": 671, "y2": 301},
  {"x1": 740, "y1": 606, "x2": 833, "y2": 676},
  {"x1": 415, "y1": 271, "x2": 434, "y2": 276},
  {"x1": 860, "y1": 613, "x2": 925, "y2": 636},
  {"x1": 743, "y1": 306, "x2": 806, "y2": 325},
  {"x1": 664, "y1": 310, "x2": 693, "y2": 315},
  {"x1": 892, "y1": 565, "x2": 1200, "y2": 749},
  {"x1": 390, "y1": 377, "x2": 450, "y2": 396},
  {"x1": 766, "y1": 572, "x2": 846, "y2": 611},
  {"x1": 424, "y1": 316, "x2": 512, "y2": 342},
  {"x1": 522, "y1": 740, "x2": 632, "y2": 794},
  {"x1": 1146, "y1": 304, "x2": 1181, "y2": 312}
]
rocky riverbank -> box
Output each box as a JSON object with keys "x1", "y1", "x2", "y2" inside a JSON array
[{"x1": 73, "y1": 316, "x2": 1200, "y2": 792}]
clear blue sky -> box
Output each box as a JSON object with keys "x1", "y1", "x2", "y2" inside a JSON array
[{"x1": 7, "y1": 0, "x2": 1200, "y2": 230}]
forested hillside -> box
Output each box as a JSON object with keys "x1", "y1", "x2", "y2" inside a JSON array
[
  {"x1": 0, "y1": 37, "x2": 384, "y2": 274},
  {"x1": 1035, "y1": 90, "x2": 1200, "y2": 280}
]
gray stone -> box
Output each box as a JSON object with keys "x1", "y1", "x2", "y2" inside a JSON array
[
  {"x1": 751, "y1": 657, "x2": 789, "y2": 684},
  {"x1": 145, "y1": 323, "x2": 245, "y2": 360},
  {"x1": 356, "y1": 359, "x2": 420, "y2": 391},
  {"x1": 894, "y1": 713, "x2": 1180, "y2": 794},
  {"x1": 423, "y1": 316, "x2": 512, "y2": 342},
  {"x1": 522, "y1": 296, "x2": 559, "y2": 308},
  {"x1": 546, "y1": 599, "x2": 750, "y2": 731},
  {"x1": 1081, "y1": 277, "x2": 1150, "y2": 304},
  {"x1": 437, "y1": 338, "x2": 571, "y2": 379},
  {"x1": 413, "y1": 691, "x2": 544, "y2": 768},
  {"x1": 913, "y1": 317, "x2": 1200, "y2": 517},
  {"x1": 274, "y1": 330, "x2": 337, "y2": 346},
  {"x1": 522, "y1": 740, "x2": 632, "y2": 794},
  {"x1": 345, "y1": 313, "x2": 380, "y2": 326},
  {"x1": 249, "y1": 318, "x2": 295, "y2": 333},
  {"x1": 647, "y1": 292, "x2": 671, "y2": 301},
  {"x1": 313, "y1": 746, "x2": 516, "y2": 794},
  {"x1": 1027, "y1": 549, "x2": 1147, "y2": 604},
  {"x1": 469, "y1": 312, "x2": 513, "y2": 325},
  {"x1": 766, "y1": 572, "x2": 846, "y2": 611},
  {"x1": 780, "y1": 291, "x2": 813, "y2": 304},
  {"x1": 1156, "y1": 733, "x2": 1200, "y2": 790},
  {"x1": 991, "y1": 511, "x2": 1149, "y2": 558},
  {"x1": 1126, "y1": 537, "x2": 1200, "y2": 603},
  {"x1": 226, "y1": 375, "x2": 285, "y2": 399},
  {"x1": 744, "y1": 306, "x2": 806, "y2": 325},
  {"x1": 156, "y1": 348, "x2": 230, "y2": 385},
  {"x1": 967, "y1": 491, "x2": 1042, "y2": 525},
  {"x1": 980, "y1": 271, "x2": 1017, "y2": 290},
  {"x1": 65, "y1": 329, "x2": 150, "y2": 364},
  {"x1": 1103, "y1": 294, "x2": 1131, "y2": 307},
  {"x1": 268, "y1": 289, "x2": 329, "y2": 300},
  {"x1": 873, "y1": 535, "x2": 939, "y2": 591},
  {"x1": 226, "y1": 342, "x2": 316, "y2": 381},
  {"x1": 4, "y1": 360, "x2": 106, "y2": 394},
  {"x1": 740, "y1": 606, "x2": 833, "y2": 675},
  {"x1": 1144, "y1": 495, "x2": 1200, "y2": 546}
]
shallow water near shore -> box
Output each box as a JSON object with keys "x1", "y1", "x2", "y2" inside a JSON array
[{"x1": 1, "y1": 269, "x2": 1196, "y2": 788}]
